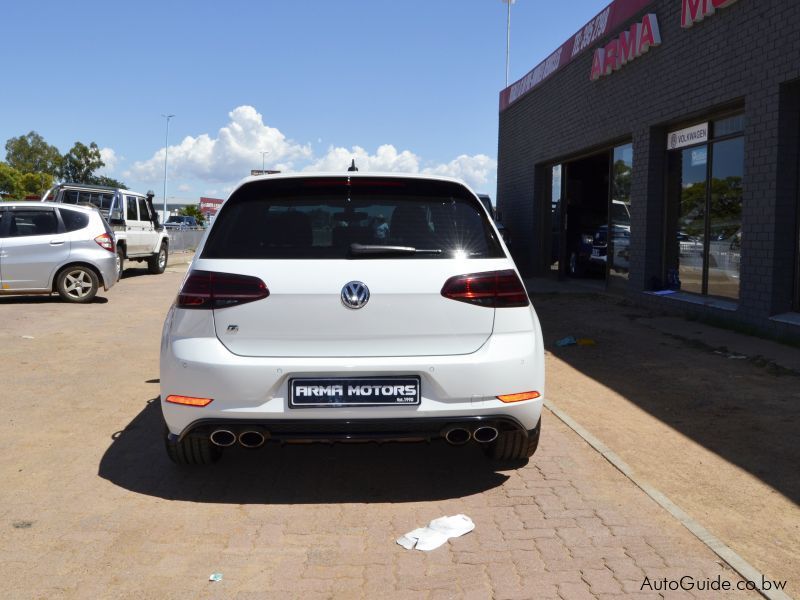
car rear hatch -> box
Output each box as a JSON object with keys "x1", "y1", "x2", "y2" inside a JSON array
[{"x1": 188, "y1": 176, "x2": 521, "y2": 358}]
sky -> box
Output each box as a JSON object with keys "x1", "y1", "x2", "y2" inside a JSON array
[{"x1": 1, "y1": 0, "x2": 609, "y2": 204}]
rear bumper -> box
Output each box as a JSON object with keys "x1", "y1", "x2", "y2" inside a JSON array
[
  {"x1": 97, "y1": 254, "x2": 118, "y2": 290},
  {"x1": 160, "y1": 316, "x2": 545, "y2": 435},
  {"x1": 172, "y1": 414, "x2": 533, "y2": 443}
]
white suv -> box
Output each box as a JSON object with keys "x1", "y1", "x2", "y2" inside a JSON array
[{"x1": 160, "y1": 174, "x2": 544, "y2": 465}]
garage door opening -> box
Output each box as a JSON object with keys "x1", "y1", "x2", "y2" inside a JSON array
[
  {"x1": 549, "y1": 144, "x2": 632, "y2": 283},
  {"x1": 564, "y1": 152, "x2": 610, "y2": 279}
]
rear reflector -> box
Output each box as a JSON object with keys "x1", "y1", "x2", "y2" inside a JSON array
[
  {"x1": 177, "y1": 270, "x2": 269, "y2": 309},
  {"x1": 94, "y1": 233, "x2": 115, "y2": 252},
  {"x1": 441, "y1": 269, "x2": 529, "y2": 308},
  {"x1": 497, "y1": 391, "x2": 541, "y2": 403},
  {"x1": 165, "y1": 395, "x2": 213, "y2": 407}
]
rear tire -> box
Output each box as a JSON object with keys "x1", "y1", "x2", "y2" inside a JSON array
[
  {"x1": 148, "y1": 243, "x2": 168, "y2": 274},
  {"x1": 485, "y1": 422, "x2": 540, "y2": 461},
  {"x1": 56, "y1": 266, "x2": 99, "y2": 303},
  {"x1": 165, "y1": 432, "x2": 221, "y2": 465}
]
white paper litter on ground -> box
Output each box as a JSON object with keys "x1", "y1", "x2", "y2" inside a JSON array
[{"x1": 396, "y1": 514, "x2": 475, "y2": 551}]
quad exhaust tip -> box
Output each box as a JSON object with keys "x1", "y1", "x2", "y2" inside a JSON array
[
  {"x1": 473, "y1": 426, "x2": 499, "y2": 444},
  {"x1": 209, "y1": 429, "x2": 237, "y2": 447},
  {"x1": 239, "y1": 430, "x2": 267, "y2": 448},
  {"x1": 443, "y1": 425, "x2": 499, "y2": 445},
  {"x1": 443, "y1": 427, "x2": 471, "y2": 445}
]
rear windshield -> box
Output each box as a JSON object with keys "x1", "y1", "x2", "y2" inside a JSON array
[
  {"x1": 202, "y1": 177, "x2": 505, "y2": 260},
  {"x1": 62, "y1": 190, "x2": 115, "y2": 213}
]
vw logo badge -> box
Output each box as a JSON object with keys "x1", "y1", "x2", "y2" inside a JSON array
[{"x1": 341, "y1": 281, "x2": 370, "y2": 309}]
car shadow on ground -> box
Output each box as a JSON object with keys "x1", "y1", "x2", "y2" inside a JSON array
[
  {"x1": 119, "y1": 268, "x2": 153, "y2": 280},
  {"x1": 0, "y1": 294, "x2": 108, "y2": 304},
  {"x1": 98, "y1": 398, "x2": 514, "y2": 504}
]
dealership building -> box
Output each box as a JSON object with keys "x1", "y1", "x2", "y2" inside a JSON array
[{"x1": 497, "y1": 0, "x2": 800, "y2": 337}]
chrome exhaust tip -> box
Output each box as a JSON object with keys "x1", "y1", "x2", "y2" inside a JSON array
[
  {"x1": 239, "y1": 430, "x2": 267, "y2": 448},
  {"x1": 473, "y1": 426, "x2": 499, "y2": 444},
  {"x1": 209, "y1": 429, "x2": 237, "y2": 447},
  {"x1": 444, "y1": 427, "x2": 472, "y2": 445}
]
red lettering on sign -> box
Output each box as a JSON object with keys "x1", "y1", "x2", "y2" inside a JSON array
[
  {"x1": 682, "y1": 0, "x2": 738, "y2": 28},
  {"x1": 604, "y1": 40, "x2": 619, "y2": 74},
  {"x1": 590, "y1": 48, "x2": 605, "y2": 81},
  {"x1": 638, "y1": 14, "x2": 661, "y2": 53},
  {"x1": 682, "y1": 0, "x2": 706, "y2": 28},
  {"x1": 590, "y1": 13, "x2": 660, "y2": 80},
  {"x1": 618, "y1": 24, "x2": 639, "y2": 65}
]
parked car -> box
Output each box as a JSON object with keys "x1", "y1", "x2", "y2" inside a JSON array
[
  {"x1": 165, "y1": 215, "x2": 198, "y2": 230},
  {"x1": 589, "y1": 201, "x2": 632, "y2": 273},
  {"x1": 42, "y1": 183, "x2": 169, "y2": 277},
  {"x1": 160, "y1": 173, "x2": 545, "y2": 465},
  {"x1": 590, "y1": 224, "x2": 631, "y2": 273},
  {"x1": 0, "y1": 202, "x2": 117, "y2": 303}
]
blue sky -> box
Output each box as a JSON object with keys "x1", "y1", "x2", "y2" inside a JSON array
[{"x1": 2, "y1": 0, "x2": 608, "y2": 202}]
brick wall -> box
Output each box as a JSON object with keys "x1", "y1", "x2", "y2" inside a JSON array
[{"x1": 497, "y1": 0, "x2": 800, "y2": 335}]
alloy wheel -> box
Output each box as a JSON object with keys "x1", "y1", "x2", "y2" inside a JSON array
[{"x1": 63, "y1": 270, "x2": 94, "y2": 299}]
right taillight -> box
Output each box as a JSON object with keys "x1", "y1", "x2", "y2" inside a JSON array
[
  {"x1": 94, "y1": 233, "x2": 115, "y2": 253},
  {"x1": 441, "y1": 269, "x2": 529, "y2": 308},
  {"x1": 177, "y1": 270, "x2": 269, "y2": 309}
]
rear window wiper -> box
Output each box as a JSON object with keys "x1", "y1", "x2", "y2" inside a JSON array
[{"x1": 349, "y1": 243, "x2": 443, "y2": 256}]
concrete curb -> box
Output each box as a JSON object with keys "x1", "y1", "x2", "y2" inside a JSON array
[{"x1": 544, "y1": 400, "x2": 793, "y2": 600}]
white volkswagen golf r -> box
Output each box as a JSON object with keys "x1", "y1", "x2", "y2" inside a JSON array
[{"x1": 160, "y1": 173, "x2": 544, "y2": 465}]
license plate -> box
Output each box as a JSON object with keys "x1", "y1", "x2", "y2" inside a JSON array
[{"x1": 289, "y1": 377, "x2": 421, "y2": 407}]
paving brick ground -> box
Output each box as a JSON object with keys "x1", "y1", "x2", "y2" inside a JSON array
[{"x1": 0, "y1": 269, "x2": 757, "y2": 599}]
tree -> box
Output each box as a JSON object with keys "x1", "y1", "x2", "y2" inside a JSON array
[
  {"x1": 0, "y1": 162, "x2": 25, "y2": 198},
  {"x1": 59, "y1": 141, "x2": 104, "y2": 184},
  {"x1": 4, "y1": 131, "x2": 62, "y2": 176},
  {"x1": 21, "y1": 172, "x2": 55, "y2": 197},
  {"x1": 91, "y1": 175, "x2": 127, "y2": 189},
  {"x1": 179, "y1": 204, "x2": 205, "y2": 225}
]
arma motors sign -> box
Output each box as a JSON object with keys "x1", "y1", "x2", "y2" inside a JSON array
[
  {"x1": 590, "y1": 13, "x2": 661, "y2": 81},
  {"x1": 681, "y1": 0, "x2": 739, "y2": 28}
]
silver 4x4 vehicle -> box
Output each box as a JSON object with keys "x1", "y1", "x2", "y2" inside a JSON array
[{"x1": 42, "y1": 183, "x2": 169, "y2": 276}]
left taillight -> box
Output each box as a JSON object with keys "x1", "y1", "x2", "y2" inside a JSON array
[
  {"x1": 177, "y1": 270, "x2": 270, "y2": 309},
  {"x1": 94, "y1": 233, "x2": 115, "y2": 253},
  {"x1": 441, "y1": 269, "x2": 529, "y2": 308}
]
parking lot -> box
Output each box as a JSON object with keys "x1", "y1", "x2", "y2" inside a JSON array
[{"x1": 0, "y1": 261, "x2": 782, "y2": 599}]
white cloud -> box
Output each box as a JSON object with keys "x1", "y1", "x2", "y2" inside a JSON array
[
  {"x1": 98, "y1": 147, "x2": 118, "y2": 173},
  {"x1": 304, "y1": 144, "x2": 420, "y2": 174},
  {"x1": 177, "y1": 183, "x2": 192, "y2": 193},
  {"x1": 126, "y1": 106, "x2": 312, "y2": 184},
  {"x1": 422, "y1": 154, "x2": 496, "y2": 190},
  {"x1": 304, "y1": 145, "x2": 495, "y2": 191},
  {"x1": 125, "y1": 105, "x2": 496, "y2": 194}
]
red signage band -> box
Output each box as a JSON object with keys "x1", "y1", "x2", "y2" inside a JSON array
[{"x1": 499, "y1": 0, "x2": 655, "y2": 111}]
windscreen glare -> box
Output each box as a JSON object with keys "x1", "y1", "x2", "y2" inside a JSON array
[{"x1": 202, "y1": 178, "x2": 505, "y2": 260}]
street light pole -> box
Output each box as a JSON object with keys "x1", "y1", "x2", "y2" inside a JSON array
[
  {"x1": 161, "y1": 114, "x2": 175, "y2": 218},
  {"x1": 261, "y1": 151, "x2": 270, "y2": 173},
  {"x1": 502, "y1": 0, "x2": 516, "y2": 88}
]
